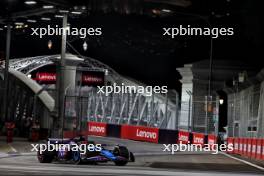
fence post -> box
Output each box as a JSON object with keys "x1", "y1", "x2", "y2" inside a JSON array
[
  {"x1": 205, "y1": 96, "x2": 208, "y2": 134},
  {"x1": 215, "y1": 96, "x2": 220, "y2": 136},
  {"x1": 165, "y1": 92, "x2": 168, "y2": 129},
  {"x1": 175, "y1": 91, "x2": 179, "y2": 130},
  {"x1": 188, "y1": 95, "x2": 191, "y2": 132}
]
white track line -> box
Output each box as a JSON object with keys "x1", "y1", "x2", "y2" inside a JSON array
[
  {"x1": 220, "y1": 152, "x2": 264, "y2": 172},
  {"x1": 8, "y1": 144, "x2": 17, "y2": 153}
]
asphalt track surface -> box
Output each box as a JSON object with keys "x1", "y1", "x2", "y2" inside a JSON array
[{"x1": 0, "y1": 136, "x2": 263, "y2": 175}]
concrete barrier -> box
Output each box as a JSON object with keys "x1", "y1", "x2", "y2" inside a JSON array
[
  {"x1": 227, "y1": 137, "x2": 234, "y2": 154},
  {"x1": 226, "y1": 137, "x2": 264, "y2": 161},
  {"x1": 256, "y1": 139, "x2": 263, "y2": 160},
  {"x1": 158, "y1": 129, "x2": 178, "y2": 144},
  {"x1": 251, "y1": 138, "x2": 257, "y2": 159},
  {"x1": 262, "y1": 139, "x2": 264, "y2": 160},
  {"x1": 243, "y1": 138, "x2": 248, "y2": 155},
  {"x1": 107, "y1": 124, "x2": 121, "y2": 138},
  {"x1": 238, "y1": 138, "x2": 243, "y2": 155},
  {"x1": 61, "y1": 122, "x2": 264, "y2": 161},
  {"x1": 246, "y1": 138, "x2": 252, "y2": 157},
  {"x1": 234, "y1": 138, "x2": 239, "y2": 154}
]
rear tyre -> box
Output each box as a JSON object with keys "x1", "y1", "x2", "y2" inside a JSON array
[
  {"x1": 113, "y1": 146, "x2": 129, "y2": 166},
  {"x1": 37, "y1": 150, "x2": 54, "y2": 163}
]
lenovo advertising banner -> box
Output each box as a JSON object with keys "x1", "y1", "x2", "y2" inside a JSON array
[
  {"x1": 87, "y1": 122, "x2": 107, "y2": 137},
  {"x1": 192, "y1": 132, "x2": 205, "y2": 146},
  {"x1": 121, "y1": 125, "x2": 159, "y2": 143},
  {"x1": 35, "y1": 72, "x2": 56, "y2": 84},
  {"x1": 178, "y1": 131, "x2": 190, "y2": 144},
  {"x1": 207, "y1": 134, "x2": 217, "y2": 145},
  {"x1": 82, "y1": 71, "x2": 105, "y2": 86},
  {"x1": 35, "y1": 71, "x2": 105, "y2": 86},
  {"x1": 207, "y1": 134, "x2": 217, "y2": 150}
]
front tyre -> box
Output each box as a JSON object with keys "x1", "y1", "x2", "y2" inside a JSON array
[
  {"x1": 72, "y1": 151, "x2": 81, "y2": 164},
  {"x1": 129, "y1": 152, "x2": 135, "y2": 162},
  {"x1": 113, "y1": 146, "x2": 129, "y2": 166}
]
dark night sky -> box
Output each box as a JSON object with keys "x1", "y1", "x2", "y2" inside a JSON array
[{"x1": 0, "y1": 0, "x2": 263, "y2": 90}]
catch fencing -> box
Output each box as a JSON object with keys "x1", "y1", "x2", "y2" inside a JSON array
[
  {"x1": 227, "y1": 82, "x2": 264, "y2": 138},
  {"x1": 179, "y1": 95, "x2": 219, "y2": 135}
]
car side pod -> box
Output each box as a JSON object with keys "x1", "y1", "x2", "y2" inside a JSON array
[{"x1": 101, "y1": 150, "x2": 117, "y2": 160}]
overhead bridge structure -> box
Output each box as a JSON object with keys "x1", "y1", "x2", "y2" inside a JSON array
[{"x1": 0, "y1": 54, "x2": 178, "y2": 136}]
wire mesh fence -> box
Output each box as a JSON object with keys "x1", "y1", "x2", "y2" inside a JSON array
[
  {"x1": 179, "y1": 95, "x2": 219, "y2": 135},
  {"x1": 227, "y1": 82, "x2": 264, "y2": 138},
  {"x1": 63, "y1": 87, "x2": 178, "y2": 131}
]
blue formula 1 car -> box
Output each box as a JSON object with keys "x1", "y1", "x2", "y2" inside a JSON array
[{"x1": 37, "y1": 137, "x2": 135, "y2": 166}]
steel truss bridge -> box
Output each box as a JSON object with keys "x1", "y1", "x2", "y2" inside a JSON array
[{"x1": 0, "y1": 54, "x2": 178, "y2": 136}]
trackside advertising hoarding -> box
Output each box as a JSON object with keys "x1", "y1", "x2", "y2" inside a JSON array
[
  {"x1": 121, "y1": 125, "x2": 159, "y2": 143},
  {"x1": 35, "y1": 72, "x2": 56, "y2": 84},
  {"x1": 251, "y1": 138, "x2": 257, "y2": 158},
  {"x1": 87, "y1": 122, "x2": 107, "y2": 136},
  {"x1": 178, "y1": 131, "x2": 190, "y2": 144},
  {"x1": 234, "y1": 138, "x2": 239, "y2": 154},
  {"x1": 207, "y1": 134, "x2": 217, "y2": 145},
  {"x1": 81, "y1": 71, "x2": 105, "y2": 86},
  {"x1": 208, "y1": 134, "x2": 217, "y2": 150},
  {"x1": 35, "y1": 71, "x2": 104, "y2": 86},
  {"x1": 256, "y1": 139, "x2": 263, "y2": 160},
  {"x1": 227, "y1": 137, "x2": 264, "y2": 161},
  {"x1": 192, "y1": 132, "x2": 205, "y2": 146}
]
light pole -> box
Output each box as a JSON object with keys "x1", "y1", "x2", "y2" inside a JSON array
[
  {"x1": 171, "y1": 12, "x2": 213, "y2": 94},
  {"x1": 56, "y1": 13, "x2": 68, "y2": 138},
  {"x1": 186, "y1": 90, "x2": 192, "y2": 132},
  {"x1": 2, "y1": 23, "x2": 11, "y2": 122},
  {"x1": 171, "y1": 11, "x2": 213, "y2": 134}
]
